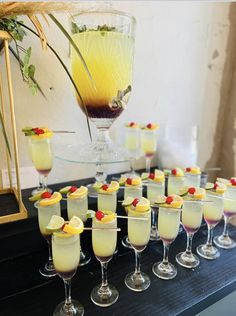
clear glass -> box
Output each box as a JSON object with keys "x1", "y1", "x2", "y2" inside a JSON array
[
  {"x1": 184, "y1": 174, "x2": 201, "y2": 188},
  {"x1": 168, "y1": 176, "x2": 185, "y2": 195},
  {"x1": 147, "y1": 181, "x2": 165, "y2": 241},
  {"x1": 152, "y1": 207, "x2": 181, "y2": 280},
  {"x1": 214, "y1": 187, "x2": 236, "y2": 249},
  {"x1": 52, "y1": 234, "x2": 84, "y2": 316},
  {"x1": 98, "y1": 192, "x2": 117, "y2": 212},
  {"x1": 70, "y1": 10, "x2": 135, "y2": 163},
  {"x1": 197, "y1": 193, "x2": 224, "y2": 260},
  {"x1": 91, "y1": 216, "x2": 118, "y2": 306},
  {"x1": 124, "y1": 126, "x2": 140, "y2": 176},
  {"x1": 122, "y1": 185, "x2": 143, "y2": 249},
  {"x1": 176, "y1": 201, "x2": 203, "y2": 268},
  {"x1": 125, "y1": 208, "x2": 151, "y2": 291},
  {"x1": 67, "y1": 196, "x2": 91, "y2": 266},
  {"x1": 36, "y1": 201, "x2": 61, "y2": 277},
  {"x1": 140, "y1": 129, "x2": 157, "y2": 173},
  {"x1": 29, "y1": 137, "x2": 53, "y2": 194}
]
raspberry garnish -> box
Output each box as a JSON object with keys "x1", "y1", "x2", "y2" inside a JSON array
[
  {"x1": 146, "y1": 123, "x2": 152, "y2": 129},
  {"x1": 132, "y1": 198, "x2": 139, "y2": 207},
  {"x1": 69, "y1": 186, "x2": 77, "y2": 193},
  {"x1": 171, "y1": 169, "x2": 177, "y2": 175},
  {"x1": 214, "y1": 183, "x2": 218, "y2": 190},
  {"x1": 35, "y1": 128, "x2": 44, "y2": 135},
  {"x1": 166, "y1": 196, "x2": 173, "y2": 204},
  {"x1": 186, "y1": 167, "x2": 191, "y2": 172},
  {"x1": 129, "y1": 122, "x2": 135, "y2": 127},
  {"x1": 126, "y1": 178, "x2": 132, "y2": 185},
  {"x1": 188, "y1": 187, "x2": 196, "y2": 194},
  {"x1": 96, "y1": 211, "x2": 105, "y2": 220},
  {"x1": 149, "y1": 173, "x2": 155, "y2": 180},
  {"x1": 32, "y1": 127, "x2": 39, "y2": 132},
  {"x1": 41, "y1": 192, "x2": 52, "y2": 199},
  {"x1": 101, "y1": 184, "x2": 109, "y2": 191}
]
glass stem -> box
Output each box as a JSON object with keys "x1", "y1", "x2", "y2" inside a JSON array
[
  {"x1": 186, "y1": 233, "x2": 193, "y2": 255},
  {"x1": 47, "y1": 239, "x2": 53, "y2": 262},
  {"x1": 41, "y1": 175, "x2": 48, "y2": 190},
  {"x1": 134, "y1": 250, "x2": 141, "y2": 275},
  {"x1": 63, "y1": 278, "x2": 72, "y2": 308},
  {"x1": 95, "y1": 163, "x2": 107, "y2": 183},
  {"x1": 100, "y1": 262, "x2": 110, "y2": 294},
  {"x1": 222, "y1": 215, "x2": 230, "y2": 238},
  {"x1": 145, "y1": 157, "x2": 151, "y2": 173},
  {"x1": 38, "y1": 174, "x2": 44, "y2": 189},
  {"x1": 206, "y1": 225, "x2": 214, "y2": 247},
  {"x1": 151, "y1": 208, "x2": 157, "y2": 230},
  {"x1": 163, "y1": 242, "x2": 170, "y2": 265},
  {"x1": 130, "y1": 158, "x2": 135, "y2": 174}
]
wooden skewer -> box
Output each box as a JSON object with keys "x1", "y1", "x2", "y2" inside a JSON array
[
  {"x1": 117, "y1": 215, "x2": 148, "y2": 221},
  {"x1": 83, "y1": 227, "x2": 121, "y2": 231},
  {"x1": 52, "y1": 130, "x2": 76, "y2": 133}
]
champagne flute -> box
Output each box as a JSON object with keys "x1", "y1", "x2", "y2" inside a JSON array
[
  {"x1": 52, "y1": 233, "x2": 84, "y2": 316},
  {"x1": 140, "y1": 124, "x2": 158, "y2": 173},
  {"x1": 91, "y1": 212, "x2": 118, "y2": 307},
  {"x1": 124, "y1": 122, "x2": 140, "y2": 176},
  {"x1": 125, "y1": 199, "x2": 151, "y2": 291}
]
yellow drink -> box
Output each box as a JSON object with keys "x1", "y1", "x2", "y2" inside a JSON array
[
  {"x1": 203, "y1": 193, "x2": 224, "y2": 226},
  {"x1": 128, "y1": 208, "x2": 151, "y2": 250},
  {"x1": 52, "y1": 234, "x2": 80, "y2": 279},
  {"x1": 182, "y1": 201, "x2": 203, "y2": 234},
  {"x1": 98, "y1": 192, "x2": 117, "y2": 213},
  {"x1": 67, "y1": 196, "x2": 88, "y2": 223},
  {"x1": 224, "y1": 187, "x2": 236, "y2": 217},
  {"x1": 71, "y1": 31, "x2": 134, "y2": 119},
  {"x1": 158, "y1": 207, "x2": 181, "y2": 243},
  {"x1": 92, "y1": 217, "x2": 117, "y2": 261},
  {"x1": 140, "y1": 130, "x2": 157, "y2": 157},
  {"x1": 168, "y1": 176, "x2": 185, "y2": 195},
  {"x1": 29, "y1": 137, "x2": 53, "y2": 176}
]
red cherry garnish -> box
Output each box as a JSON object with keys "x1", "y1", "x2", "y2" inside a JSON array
[
  {"x1": 101, "y1": 184, "x2": 109, "y2": 191},
  {"x1": 186, "y1": 167, "x2": 191, "y2": 172},
  {"x1": 214, "y1": 183, "x2": 218, "y2": 190},
  {"x1": 166, "y1": 196, "x2": 174, "y2": 204},
  {"x1": 171, "y1": 169, "x2": 177, "y2": 175},
  {"x1": 188, "y1": 187, "x2": 196, "y2": 195},
  {"x1": 32, "y1": 127, "x2": 39, "y2": 132},
  {"x1": 132, "y1": 198, "x2": 139, "y2": 207},
  {"x1": 126, "y1": 178, "x2": 132, "y2": 185},
  {"x1": 149, "y1": 173, "x2": 155, "y2": 180},
  {"x1": 35, "y1": 128, "x2": 44, "y2": 135},
  {"x1": 41, "y1": 192, "x2": 52, "y2": 199},
  {"x1": 96, "y1": 211, "x2": 105, "y2": 220},
  {"x1": 129, "y1": 122, "x2": 135, "y2": 127},
  {"x1": 146, "y1": 123, "x2": 152, "y2": 129},
  {"x1": 69, "y1": 186, "x2": 77, "y2": 193},
  {"x1": 230, "y1": 179, "x2": 236, "y2": 186}
]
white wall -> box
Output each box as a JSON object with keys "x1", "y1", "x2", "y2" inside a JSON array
[{"x1": 0, "y1": 1, "x2": 230, "y2": 188}]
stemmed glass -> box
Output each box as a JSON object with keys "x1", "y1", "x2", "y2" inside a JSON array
[
  {"x1": 140, "y1": 124, "x2": 158, "y2": 173},
  {"x1": 91, "y1": 212, "x2": 118, "y2": 307},
  {"x1": 214, "y1": 182, "x2": 236, "y2": 249},
  {"x1": 124, "y1": 122, "x2": 140, "y2": 176},
  {"x1": 167, "y1": 168, "x2": 185, "y2": 195},
  {"x1": 35, "y1": 193, "x2": 61, "y2": 277},
  {"x1": 67, "y1": 186, "x2": 91, "y2": 266},
  {"x1": 153, "y1": 197, "x2": 182, "y2": 280},
  {"x1": 176, "y1": 188, "x2": 205, "y2": 268},
  {"x1": 125, "y1": 200, "x2": 151, "y2": 291},
  {"x1": 184, "y1": 167, "x2": 201, "y2": 188},
  {"x1": 52, "y1": 233, "x2": 84, "y2": 316},
  {"x1": 147, "y1": 170, "x2": 165, "y2": 241},
  {"x1": 197, "y1": 186, "x2": 225, "y2": 260},
  {"x1": 27, "y1": 129, "x2": 53, "y2": 194},
  {"x1": 70, "y1": 10, "x2": 135, "y2": 163},
  {"x1": 97, "y1": 181, "x2": 119, "y2": 213}
]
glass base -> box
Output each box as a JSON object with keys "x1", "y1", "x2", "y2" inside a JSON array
[
  {"x1": 175, "y1": 251, "x2": 200, "y2": 269},
  {"x1": 214, "y1": 235, "x2": 236, "y2": 249},
  {"x1": 90, "y1": 284, "x2": 119, "y2": 307},
  {"x1": 53, "y1": 300, "x2": 84, "y2": 316},
  {"x1": 121, "y1": 236, "x2": 133, "y2": 249},
  {"x1": 31, "y1": 186, "x2": 52, "y2": 196},
  {"x1": 39, "y1": 260, "x2": 56, "y2": 278},
  {"x1": 152, "y1": 261, "x2": 177, "y2": 280},
  {"x1": 79, "y1": 250, "x2": 91, "y2": 267},
  {"x1": 150, "y1": 227, "x2": 160, "y2": 241},
  {"x1": 55, "y1": 142, "x2": 129, "y2": 164},
  {"x1": 125, "y1": 271, "x2": 150, "y2": 292},
  {"x1": 196, "y1": 244, "x2": 220, "y2": 260}
]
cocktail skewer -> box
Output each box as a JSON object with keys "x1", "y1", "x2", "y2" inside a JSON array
[
  {"x1": 84, "y1": 227, "x2": 121, "y2": 231},
  {"x1": 117, "y1": 215, "x2": 148, "y2": 221},
  {"x1": 52, "y1": 130, "x2": 76, "y2": 133}
]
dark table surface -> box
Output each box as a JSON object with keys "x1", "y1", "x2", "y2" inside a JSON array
[{"x1": 0, "y1": 173, "x2": 236, "y2": 316}]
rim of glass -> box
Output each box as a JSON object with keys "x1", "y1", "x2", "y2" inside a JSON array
[{"x1": 71, "y1": 9, "x2": 136, "y2": 26}]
